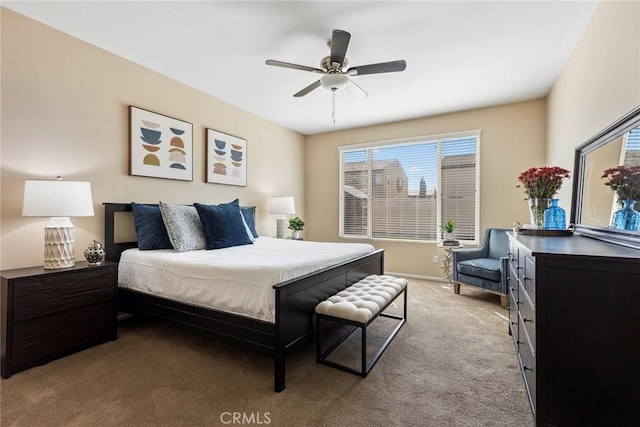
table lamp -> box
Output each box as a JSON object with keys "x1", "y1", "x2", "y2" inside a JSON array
[
  {"x1": 22, "y1": 178, "x2": 94, "y2": 269},
  {"x1": 269, "y1": 196, "x2": 295, "y2": 239}
]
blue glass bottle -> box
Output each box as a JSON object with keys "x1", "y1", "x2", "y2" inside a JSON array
[
  {"x1": 543, "y1": 198, "x2": 566, "y2": 230},
  {"x1": 612, "y1": 200, "x2": 640, "y2": 231}
]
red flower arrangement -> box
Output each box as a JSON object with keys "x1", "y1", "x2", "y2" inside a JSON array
[
  {"x1": 517, "y1": 166, "x2": 571, "y2": 199},
  {"x1": 601, "y1": 165, "x2": 640, "y2": 201}
]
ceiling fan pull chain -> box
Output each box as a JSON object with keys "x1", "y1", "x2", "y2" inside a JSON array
[{"x1": 332, "y1": 90, "x2": 336, "y2": 124}]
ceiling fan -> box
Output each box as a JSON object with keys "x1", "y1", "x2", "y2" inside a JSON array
[{"x1": 265, "y1": 29, "x2": 406, "y2": 122}]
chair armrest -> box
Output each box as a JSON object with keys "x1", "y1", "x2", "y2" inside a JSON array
[{"x1": 452, "y1": 247, "x2": 487, "y2": 263}]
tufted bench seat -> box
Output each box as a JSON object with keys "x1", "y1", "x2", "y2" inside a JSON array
[{"x1": 315, "y1": 275, "x2": 408, "y2": 377}]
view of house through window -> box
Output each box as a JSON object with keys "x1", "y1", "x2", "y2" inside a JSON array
[{"x1": 340, "y1": 132, "x2": 479, "y2": 242}]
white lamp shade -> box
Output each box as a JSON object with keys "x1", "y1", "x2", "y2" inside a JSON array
[
  {"x1": 269, "y1": 196, "x2": 295, "y2": 215},
  {"x1": 22, "y1": 180, "x2": 94, "y2": 217}
]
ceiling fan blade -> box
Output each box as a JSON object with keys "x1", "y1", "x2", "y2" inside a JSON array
[
  {"x1": 330, "y1": 30, "x2": 351, "y2": 66},
  {"x1": 265, "y1": 60, "x2": 324, "y2": 74},
  {"x1": 347, "y1": 78, "x2": 368, "y2": 100},
  {"x1": 347, "y1": 60, "x2": 407, "y2": 76},
  {"x1": 293, "y1": 80, "x2": 322, "y2": 97}
]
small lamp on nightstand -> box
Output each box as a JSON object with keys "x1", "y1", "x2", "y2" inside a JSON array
[
  {"x1": 22, "y1": 177, "x2": 94, "y2": 269},
  {"x1": 269, "y1": 196, "x2": 295, "y2": 239}
]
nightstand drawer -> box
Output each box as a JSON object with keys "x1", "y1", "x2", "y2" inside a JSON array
[
  {"x1": 12, "y1": 268, "x2": 116, "y2": 321},
  {"x1": 11, "y1": 302, "x2": 115, "y2": 372}
]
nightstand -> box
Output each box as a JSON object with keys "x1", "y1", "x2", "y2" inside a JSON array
[{"x1": 1, "y1": 261, "x2": 118, "y2": 378}]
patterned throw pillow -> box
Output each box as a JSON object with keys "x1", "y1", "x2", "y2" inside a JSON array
[
  {"x1": 194, "y1": 199, "x2": 253, "y2": 250},
  {"x1": 158, "y1": 201, "x2": 206, "y2": 252},
  {"x1": 131, "y1": 202, "x2": 173, "y2": 250}
]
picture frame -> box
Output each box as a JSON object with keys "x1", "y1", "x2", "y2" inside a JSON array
[
  {"x1": 205, "y1": 128, "x2": 247, "y2": 187},
  {"x1": 129, "y1": 106, "x2": 193, "y2": 181}
]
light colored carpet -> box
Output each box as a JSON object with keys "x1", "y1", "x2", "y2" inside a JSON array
[{"x1": 0, "y1": 279, "x2": 534, "y2": 427}]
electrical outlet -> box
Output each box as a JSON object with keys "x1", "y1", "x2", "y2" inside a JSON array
[{"x1": 433, "y1": 255, "x2": 439, "y2": 264}]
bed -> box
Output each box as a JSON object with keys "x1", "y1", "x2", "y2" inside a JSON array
[{"x1": 104, "y1": 202, "x2": 384, "y2": 392}]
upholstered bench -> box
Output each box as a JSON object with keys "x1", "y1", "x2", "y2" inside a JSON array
[{"x1": 315, "y1": 275, "x2": 408, "y2": 377}]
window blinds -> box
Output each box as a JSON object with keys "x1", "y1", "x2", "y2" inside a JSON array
[{"x1": 340, "y1": 132, "x2": 479, "y2": 242}]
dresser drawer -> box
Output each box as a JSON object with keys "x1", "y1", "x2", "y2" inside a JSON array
[
  {"x1": 508, "y1": 286, "x2": 519, "y2": 346},
  {"x1": 517, "y1": 249, "x2": 527, "y2": 281},
  {"x1": 518, "y1": 336, "x2": 536, "y2": 413},
  {"x1": 522, "y1": 255, "x2": 536, "y2": 303},
  {"x1": 518, "y1": 289, "x2": 535, "y2": 352},
  {"x1": 10, "y1": 302, "x2": 115, "y2": 372},
  {"x1": 508, "y1": 242, "x2": 518, "y2": 268},
  {"x1": 12, "y1": 268, "x2": 116, "y2": 322}
]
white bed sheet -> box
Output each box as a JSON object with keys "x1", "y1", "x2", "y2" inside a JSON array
[{"x1": 118, "y1": 237, "x2": 376, "y2": 323}]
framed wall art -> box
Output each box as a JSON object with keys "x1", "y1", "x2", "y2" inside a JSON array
[
  {"x1": 206, "y1": 128, "x2": 247, "y2": 187},
  {"x1": 129, "y1": 106, "x2": 193, "y2": 181}
]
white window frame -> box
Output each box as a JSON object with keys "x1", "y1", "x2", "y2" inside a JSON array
[{"x1": 339, "y1": 130, "x2": 481, "y2": 244}]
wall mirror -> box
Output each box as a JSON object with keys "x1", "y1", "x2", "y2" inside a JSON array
[{"x1": 571, "y1": 105, "x2": 640, "y2": 249}]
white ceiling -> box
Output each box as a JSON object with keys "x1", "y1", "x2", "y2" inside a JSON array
[{"x1": 3, "y1": 1, "x2": 599, "y2": 135}]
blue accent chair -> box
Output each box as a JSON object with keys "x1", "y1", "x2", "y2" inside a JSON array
[{"x1": 452, "y1": 228, "x2": 510, "y2": 308}]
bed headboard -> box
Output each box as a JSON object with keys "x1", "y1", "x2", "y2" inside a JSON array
[
  {"x1": 103, "y1": 202, "x2": 256, "y2": 263},
  {"x1": 103, "y1": 203, "x2": 138, "y2": 263}
]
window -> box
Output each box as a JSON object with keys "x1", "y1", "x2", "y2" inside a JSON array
[{"x1": 339, "y1": 131, "x2": 480, "y2": 242}]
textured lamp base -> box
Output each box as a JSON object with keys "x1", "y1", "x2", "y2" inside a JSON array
[
  {"x1": 44, "y1": 220, "x2": 75, "y2": 269},
  {"x1": 276, "y1": 218, "x2": 288, "y2": 239}
]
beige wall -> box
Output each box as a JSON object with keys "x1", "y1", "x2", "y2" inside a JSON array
[
  {"x1": 0, "y1": 9, "x2": 305, "y2": 270},
  {"x1": 3, "y1": 1, "x2": 637, "y2": 278},
  {"x1": 305, "y1": 100, "x2": 547, "y2": 278},
  {"x1": 547, "y1": 0, "x2": 640, "y2": 203}
]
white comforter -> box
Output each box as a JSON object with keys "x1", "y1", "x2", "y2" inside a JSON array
[{"x1": 118, "y1": 237, "x2": 376, "y2": 323}]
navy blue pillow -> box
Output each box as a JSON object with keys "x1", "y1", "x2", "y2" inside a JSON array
[
  {"x1": 194, "y1": 200, "x2": 253, "y2": 250},
  {"x1": 131, "y1": 202, "x2": 173, "y2": 250},
  {"x1": 241, "y1": 207, "x2": 259, "y2": 238}
]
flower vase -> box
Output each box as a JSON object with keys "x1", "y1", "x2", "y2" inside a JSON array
[
  {"x1": 543, "y1": 198, "x2": 566, "y2": 230},
  {"x1": 528, "y1": 198, "x2": 551, "y2": 229},
  {"x1": 612, "y1": 200, "x2": 640, "y2": 231}
]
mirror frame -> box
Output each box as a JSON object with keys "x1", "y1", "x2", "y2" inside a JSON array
[{"x1": 571, "y1": 105, "x2": 640, "y2": 249}]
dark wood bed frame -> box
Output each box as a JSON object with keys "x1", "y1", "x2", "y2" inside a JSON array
[{"x1": 103, "y1": 202, "x2": 384, "y2": 392}]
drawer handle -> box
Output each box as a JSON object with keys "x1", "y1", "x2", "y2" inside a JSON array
[
  {"x1": 523, "y1": 365, "x2": 532, "y2": 371},
  {"x1": 522, "y1": 317, "x2": 531, "y2": 322},
  {"x1": 524, "y1": 276, "x2": 531, "y2": 282},
  {"x1": 510, "y1": 321, "x2": 517, "y2": 325}
]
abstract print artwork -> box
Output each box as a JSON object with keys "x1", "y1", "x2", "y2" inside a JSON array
[
  {"x1": 206, "y1": 128, "x2": 247, "y2": 187},
  {"x1": 129, "y1": 106, "x2": 193, "y2": 181}
]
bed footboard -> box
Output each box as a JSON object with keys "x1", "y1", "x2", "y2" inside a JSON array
[{"x1": 273, "y1": 249, "x2": 384, "y2": 391}]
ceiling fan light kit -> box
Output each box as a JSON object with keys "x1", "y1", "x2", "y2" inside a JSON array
[
  {"x1": 266, "y1": 29, "x2": 406, "y2": 123},
  {"x1": 320, "y1": 74, "x2": 349, "y2": 91}
]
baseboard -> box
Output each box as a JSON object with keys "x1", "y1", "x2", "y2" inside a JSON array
[{"x1": 384, "y1": 271, "x2": 446, "y2": 282}]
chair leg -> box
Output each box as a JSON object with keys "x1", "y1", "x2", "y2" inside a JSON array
[
  {"x1": 499, "y1": 294, "x2": 508, "y2": 309},
  {"x1": 453, "y1": 282, "x2": 460, "y2": 294}
]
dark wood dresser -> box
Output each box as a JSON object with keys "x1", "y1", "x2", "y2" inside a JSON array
[
  {"x1": 1, "y1": 261, "x2": 117, "y2": 378},
  {"x1": 507, "y1": 233, "x2": 640, "y2": 426}
]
